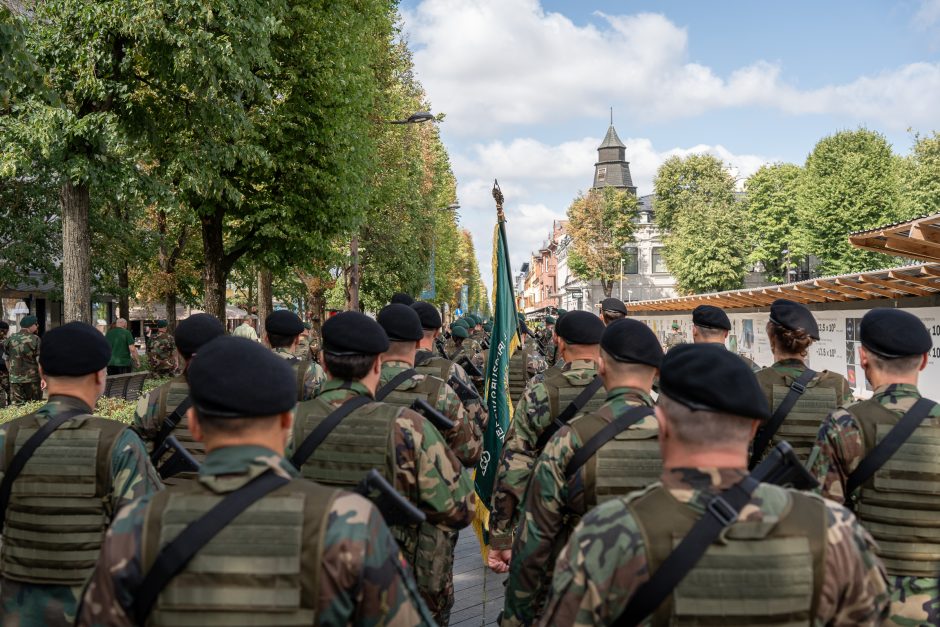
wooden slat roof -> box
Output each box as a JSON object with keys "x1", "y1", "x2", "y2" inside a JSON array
[{"x1": 848, "y1": 213, "x2": 940, "y2": 263}]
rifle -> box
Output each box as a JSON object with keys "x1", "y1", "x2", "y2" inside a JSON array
[
  {"x1": 457, "y1": 355, "x2": 483, "y2": 379},
  {"x1": 448, "y1": 374, "x2": 481, "y2": 403},
  {"x1": 435, "y1": 337, "x2": 448, "y2": 359},
  {"x1": 152, "y1": 435, "x2": 201, "y2": 480},
  {"x1": 411, "y1": 398, "x2": 456, "y2": 432},
  {"x1": 750, "y1": 441, "x2": 819, "y2": 490},
  {"x1": 354, "y1": 469, "x2": 426, "y2": 528}
]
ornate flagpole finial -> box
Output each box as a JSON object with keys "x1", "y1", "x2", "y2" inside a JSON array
[{"x1": 492, "y1": 179, "x2": 505, "y2": 220}]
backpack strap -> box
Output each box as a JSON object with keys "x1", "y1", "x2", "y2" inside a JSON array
[
  {"x1": 151, "y1": 396, "x2": 192, "y2": 460},
  {"x1": 295, "y1": 359, "x2": 310, "y2": 401},
  {"x1": 374, "y1": 369, "x2": 418, "y2": 401},
  {"x1": 290, "y1": 395, "x2": 373, "y2": 468},
  {"x1": 613, "y1": 474, "x2": 761, "y2": 627},
  {"x1": 565, "y1": 406, "x2": 655, "y2": 480},
  {"x1": 845, "y1": 397, "x2": 938, "y2": 499},
  {"x1": 131, "y1": 469, "x2": 290, "y2": 624},
  {"x1": 536, "y1": 376, "x2": 604, "y2": 451},
  {"x1": 749, "y1": 368, "x2": 817, "y2": 469},
  {"x1": 0, "y1": 408, "x2": 88, "y2": 530}
]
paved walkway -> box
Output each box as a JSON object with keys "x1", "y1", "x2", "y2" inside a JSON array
[{"x1": 450, "y1": 527, "x2": 507, "y2": 626}]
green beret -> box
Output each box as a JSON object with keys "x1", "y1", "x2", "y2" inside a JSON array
[
  {"x1": 483, "y1": 321, "x2": 493, "y2": 332},
  {"x1": 303, "y1": 322, "x2": 312, "y2": 330},
  {"x1": 20, "y1": 315, "x2": 38, "y2": 328},
  {"x1": 156, "y1": 320, "x2": 168, "y2": 329},
  {"x1": 453, "y1": 318, "x2": 470, "y2": 329},
  {"x1": 545, "y1": 315, "x2": 556, "y2": 325},
  {"x1": 556, "y1": 309, "x2": 567, "y2": 316},
  {"x1": 452, "y1": 325, "x2": 470, "y2": 339}
]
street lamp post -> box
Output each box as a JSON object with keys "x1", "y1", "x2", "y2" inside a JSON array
[{"x1": 620, "y1": 257, "x2": 624, "y2": 301}]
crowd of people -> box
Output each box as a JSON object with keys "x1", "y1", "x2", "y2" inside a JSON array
[{"x1": 0, "y1": 292, "x2": 935, "y2": 626}]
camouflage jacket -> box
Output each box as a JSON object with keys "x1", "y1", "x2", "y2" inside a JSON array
[
  {"x1": 664, "y1": 330, "x2": 687, "y2": 350},
  {"x1": 132, "y1": 374, "x2": 187, "y2": 449},
  {"x1": 147, "y1": 332, "x2": 176, "y2": 373},
  {"x1": 292, "y1": 379, "x2": 474, "y2": 530},
  {"x1": 503, "y1": 387, "x2": 656, "y2": 626},
  {"x1": 414, "y1": 349, "x2": 489, "y2": 447},
  {"x1": 379, "y1": 360, "x2": 481, "y2": 467},
  {"x1": 75, "y1": 445, "x2": 435, "y2": 626},
  {"x1": 539, "y1": 467, "x2": 890, "y2": 627},
  {"x1": 489, "y1": 359, "x2": 599, "y2": 550},
  {"x1": 758, "y1": 358, "x2": 853, "y2": 406},
  {"x1": 272, "y1": 346, "x2": 326, "y2": 401},
  {"x1": 4, "y1": 330, "x2": 40, "y2": 383}
]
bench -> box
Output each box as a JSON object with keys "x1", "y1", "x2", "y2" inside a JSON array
[{"x1": 103, "y1": 372, "x2": 150, "y2": 402}]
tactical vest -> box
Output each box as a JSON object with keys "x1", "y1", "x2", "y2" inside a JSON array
[
  {"x1": 764, "y1": 371, "x2": 839, "y2": 461},
  {"x1": 1, "y1": 413, "x2": 127, "y2": 585},
  {"x1": 543, "y1": 367, "x2": 606, "y2": 427},
  {"x1": 849, "y1": 399, "x2": 940, "y2": 577},
  {"x1": 630, "y1": 483, "x2": 826, "y2": 625},
  {"x1": 293, "y1": 358, "x2": 313, "y2": 401},
  {"x1": 156, "y1": 379, "x2": 203, "y2": 486},
  {"x1": 568, "y1": 409, "x2": 660, "y2": 512},
  {"x1": 414, "y1": 352, "x2": 452, "y2": 383},
  {"x1": 508, "y1": 344, "x2": 531, "y2": 405},
  {"x1": 380, "y1": 370, "x2": 446, "y2": 417},
  {"x1": 140, "y1": 476, "x2": 336, "y2": 626}
]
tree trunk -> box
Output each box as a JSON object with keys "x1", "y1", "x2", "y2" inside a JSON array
[
  {"x1": 200, "y1": 208, "x2": 227, "y2": 322},
  {"x1": 118, "y1": 264, "x2": 130, "y2": 320},
  {"x1": 345, "y1": 233, "x2": 360, "y2": 312},
  {"x1": 165, "y1": 290, "x2": 178, "y2": 331},
  {"x1": 309, "y1": 285, "x2": 326, "y2": 333},
  {"x1": 602, "y1": 279, "x2": 613, "y2": 298},
  {"x1": 61, "y1": 181, "x2": 92, "y2": 323},
  {"x1": 257, "y1": 268, "x2": 273, "y2": 341}
]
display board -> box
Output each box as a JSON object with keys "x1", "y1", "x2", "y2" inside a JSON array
[{"x1": 634, "y1": 306, "x2": 940, "y2": 400}]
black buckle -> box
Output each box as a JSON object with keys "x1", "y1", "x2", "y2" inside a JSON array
[
  {"x1": 791, "y1": 381, "x2": 807, "y2": 394},
  {"x1": 706, "y1": 495, "x2": 739, "y2": 527}
]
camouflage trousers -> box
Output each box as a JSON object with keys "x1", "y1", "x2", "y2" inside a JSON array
[
  {"x1": 393, "y1": 523, "x2": 456, "y2": 626},
  {"x1": 884, "y1": 575, "x2": 939, "y2": 626},
  {"x1": 0, "y1": 370, "x2": 8, "y2": 408},
  {"x1": 0, "y1": 577, "x2": 82, "y2": 627},
  {"x1": 10, "y1": 381, "x2": 41, "y2": 405}
]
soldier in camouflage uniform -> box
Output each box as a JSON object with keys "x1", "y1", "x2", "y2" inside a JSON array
[
  {"x1": 147, "y1": 320, "x2": 178, "y2": 377},
  {"x1": 489, "y1": 311, "x2": 606, "y2": 572},
  {"x1": 449, "y1": 323, "x2": 486, "y2": 393},
  {"x1": 133, "y1": 314, "x2": 225, "y2": 484},
  {"x1": 541, "y1": 343, "x2": 890, "y2": 627},
  {"x1": 77, "y1": 335, "x2": 434, "y2": 627},
  {"x1": 264, "y1": 309, "x2": 326, "y2": 401},
  {"x1": 290, "y1": 312, "x2": 473, "y2": 626},
  {"x1": 507, "y1": 333, "x2": 548, "y2": 409},
  {"x1": 503, "y1": 319, "x2": 664, "y2": 625},
  {"x1": 754, "y1": 299, "x2": 852, "y2": 463},
  {"x1": 5, "y1": 314, "x2": 42, "y2": 403},
  {"x1": 291, "y1": 321, "x2": 312, "y2": 359},
  {"x1": 0, "y1": 322, "x2": 162, "y2": 626},
  {"x1": 0, "y1": 320, "x2": 9, "y2": 407},
  {"x1": 810, "y1": 308, "x2": 939, "y2": 626},
  {"x1": 412, "y1": 302, "x2": 489, "y2": 449},
  {"x1": 691, "y1": 305, "x2": 761, "y2": 372},
  {"x1": 663, "y1": 320, "x2": 687, "y2": 350}
]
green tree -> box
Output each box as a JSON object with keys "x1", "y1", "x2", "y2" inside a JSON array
[
  {"x1": 744, "y1": 163, "x2": 802, "y2": 283},
  {"x1": 899, "y1": 131, "x2": 940, "y2": 219},
  {"x1": 565, "y1": 186, "x2": 637, "y2": 298},
  {"x1": 653, "y1": 154, "x2": 747, "y2": 294},
  {"x1": 795, "y1": 128, "x2": 900, "y2": 275}
]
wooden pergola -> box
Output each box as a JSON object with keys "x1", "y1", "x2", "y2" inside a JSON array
[{"x1": 848, "y1": 214, "x2": 940, "y2": 263}]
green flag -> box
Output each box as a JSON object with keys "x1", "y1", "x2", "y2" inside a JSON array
[{"x1": 472, "y1": 184, "x2": 520, "y2": 558}]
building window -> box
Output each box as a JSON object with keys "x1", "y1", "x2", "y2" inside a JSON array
[
  {"x1": 652, "y1": 247, "x2": 668, "y2": 274},
  {"x1": 622, "y1": 247, "x2": 638, "y2": 274},
  {"x1": 596, "y1": 167, "x2": 607, "y2": 183}
]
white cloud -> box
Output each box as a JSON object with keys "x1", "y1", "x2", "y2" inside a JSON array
[
  {"x1": 403, "y1": 0, "x2": 940, "y2": 135},
  {"x1": 915, "y1": 0, "x2": 940, "y2": 29}
]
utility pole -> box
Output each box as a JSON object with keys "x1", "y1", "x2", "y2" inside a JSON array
[{"x1": 620, "y1": 257, "x2": 624, "y2": 300}]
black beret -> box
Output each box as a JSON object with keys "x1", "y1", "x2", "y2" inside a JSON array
[
  {"x1": 860, "y1": 308, "x2": 932, "y2": 358},
  {"x1": 769, "y1": 299, "x2": 819, "y2": 340},
  {"x1": 390, "y1": 292, "x2": 415, "y2": 306},
  {"x1": 265, "y1": 310, "x2": 304, "y2": 337},
  {"x1": 175, "y1": 314, "x2": 225, "y2": 358},
  {"x1": 39, "y1": 322, "x2": 111, "y2": 376},
  {"x1": 692, "y1": 305, "x2": 731, "y2": 331},
  {"x1": 322, "y1": 311, "x2": 389, "y2": 355},
  {"x1": 0, "y1": 320, "x2": 8, "y2": 330},
  {"x1": 377, "y1": 304, "x2": 424, "y2": 342},
  {"x1": 600, "y1": 297, "x2": 628, "y2": 315},
  {"x1": 188, "y1": 336, "x2": 296, "y2": 418},
  {"x1": 411, "y1": 302, "x2": 442, "y2": 330},
  {"x1": 555, "y1": 310, "x2": 604, "y2": 345},
  {"x1": 601, "y1": 319, "x2": 664, "y2": 367},
  {"x1": 659, "y1": 343, "x2": 770, "y2": 422}
]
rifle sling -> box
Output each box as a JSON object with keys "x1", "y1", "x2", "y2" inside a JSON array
[
  {"x1": 565, "y1": 405, "x2": 654, "y2": 480},
  {"x1": 845, "y1": 397, "x2": 937, "y2": 499},
  {"x1": 613, "y1": 474, "x2": 760, "y2": 627},
  {"x1": 375, "y1": 369, "x2": 419, "y2": 402},
  {"x1": 290, "y1": 395, "x2": 372, "y2": 468},
  {"x1": 0, "y1": 408, "x2": 87, "y2": 530},
  {"x1": 132, "y1": 469, "x2": 290, "y2": 624},
  {"x1": 152, "y1": 396, "x2": 193, "y2": 459},
  {"x1": 536, "y1": 375, "x2": 604, "y2": 451},
  {"x1": 749, "y1": 368, "x2": 817, "y2": 468}
]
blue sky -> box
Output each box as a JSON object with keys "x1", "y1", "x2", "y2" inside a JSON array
[{"x1": 399, "y1": 0, "x2": 940, "y2": 295}]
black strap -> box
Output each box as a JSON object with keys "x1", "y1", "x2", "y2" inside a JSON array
[
  {"x1": 749, "y1": 368, "x2": 817, "y2": 469},
  {"x1": 375, "y1": 369, "x2": 419, "y2": 401},
  {"x1": 0, "y1": 408, "x2": 87, "y2": 530},
  {"x1": 536, "y1": 376, "x2": 604, "y2": 451},
  {"x1": 131, "y1": 470, "x2": 290, "y2": 624},
  {"x1": 290, "y1": 395, "x2": 372, "y2": 468},
  {"x1": 845, "y1": 397, "x2": 938, "y2": 499},
  {"x1": 614, "y1": 474, "x2": 761, "y2": 627},
  {"x1": 151, "y1": 396, "x2": 192, "y2": 458},
  {"x1": 565, "y1": 406, "x2": 654, "y2": 480}
]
